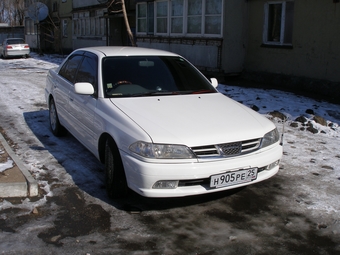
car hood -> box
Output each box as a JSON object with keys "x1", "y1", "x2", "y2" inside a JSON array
[{"x1": 110, "y1": 93, "x2": 274, "y2": 146}]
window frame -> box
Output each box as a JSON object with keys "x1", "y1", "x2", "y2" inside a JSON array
[{"x1": 263, "y1": 1, "x2": 294, "y2": 47}]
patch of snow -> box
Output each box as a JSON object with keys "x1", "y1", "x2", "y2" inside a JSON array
[{"x1": 0, "y1": 158, "x2": 13, "y2": 173}]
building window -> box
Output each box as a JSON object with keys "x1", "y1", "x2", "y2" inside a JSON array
[
  {"x1": 25, "y1": 19, "x2": 36, "y2": 35},
  {"x1": 90, "y1": 17, "x2": 95, "y2": 35},
  {"x1": 263, "y1": 1, "x2": 294, "y2": 46},
  {"x1": 147, "y1": 2, "x2": 155, "y2": 34},
  {"x1": 136, "y1": 0, "x2": 223, "y2": 37},
  {"x1": 81, "y1": 19, "x2": 86, "y2": 35},
  {"x1": 171, "y1": 0, "x2": 184, "y2": 34},
  {"x1": 62, "y1": 19, "x2": 68, "y2": 37},
  {"x1": 137, "y1": 2, "x2": 155, "y2": 34},
  {"x1": 156, "y1": 1, "x2": 168, "y2": 34},
  {"x1": 137, "y1": 3, "x2": 147, "y2": 33},
  {"x1": 52, "y1": 1, "x2": 58, "y2": 12},
  {"x1": 73, "y1": 10, "x2": 106, "y2": 37},
  {"x1": 187, "y1": 0, "x2": 202, "y2": 34},
  {"x1": 205, "y1": 0, "x2": 222, "y2": 35}
]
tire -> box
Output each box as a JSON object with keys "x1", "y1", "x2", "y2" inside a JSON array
[
  {"x1": 49, "y1": 98, "x2": 66, "y2": 136},
  {"x1": 105, "y1": 138, "x2": 128, "y2": 198}
]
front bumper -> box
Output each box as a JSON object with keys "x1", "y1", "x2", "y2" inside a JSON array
[{"x1": 120, "y1": 143, "x2": 283, "y2": 197}]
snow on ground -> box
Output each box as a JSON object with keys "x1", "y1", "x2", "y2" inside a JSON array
[
  {"x1": 0, "y1": 161, "x2": 13, "y2": 173},
  {"x1": 0, "y1": 53, "x2": 339, "y2": 219},
  {"x1": 0, "y1": 147, "x2": 13, "y2": 172}
]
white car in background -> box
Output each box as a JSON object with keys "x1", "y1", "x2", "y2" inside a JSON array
[
  {"x1": 45, "y1": 46, "x2": 282, "y2": 198},
  {"x1": 0, "y1": 38, "x2": 30, "y2": 59}
]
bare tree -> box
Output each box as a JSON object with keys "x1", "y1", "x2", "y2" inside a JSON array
[
  {"x1": 106, "y1": 0, "x2": 136, "y2": 47},
  {"x1": 0, "y1": 0, "x2": 10, "y2": 24},
  {"x1": 0, "y1": 0, "x2": 25, "y2": 26},
  {"x1": 12, "y1": 0, "x2": 25, "y2": 25}
]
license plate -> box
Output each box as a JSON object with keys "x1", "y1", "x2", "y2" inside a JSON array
[{"x1": 210, "y1": 168, "x2": 258, "y2": 188}]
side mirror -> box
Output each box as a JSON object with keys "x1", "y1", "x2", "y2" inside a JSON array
[
  {"x1": 210, "y1": 78, "x2": 218, "y2": 88},
  {"x1": 74, "y1": 82, "x2": 94, "y2": 95}
]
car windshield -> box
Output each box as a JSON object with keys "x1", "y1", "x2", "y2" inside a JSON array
[
  {"x1": 102, "y1": 56, "x2": 216, "y2": 98},
  {"x1": 7, "y1": 39, "x2": 25, "y2": 45}
]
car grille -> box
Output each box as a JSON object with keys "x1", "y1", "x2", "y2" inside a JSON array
[{"x1": 191, "y1": 138, "x2": 261, "y2": 158}]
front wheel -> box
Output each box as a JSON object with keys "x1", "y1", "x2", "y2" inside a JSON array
[
  {"x1": 49, "y1": 98, "x2": 66, "y2": 136},
  {"x1": 105, "y1": 138, "x2": 128, "y2": 198}
]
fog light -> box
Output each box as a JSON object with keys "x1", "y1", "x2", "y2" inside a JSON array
[
  {"x1": 266, "y1": 160, "x2": 280, "y2": 170},
  {"x1": 152, "y1": 180, "x2": 179, "y2": 189}
]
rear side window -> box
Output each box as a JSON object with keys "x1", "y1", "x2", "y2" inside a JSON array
[{"x1": 59, "y1": 55, "x2": 83, "y2": 83}]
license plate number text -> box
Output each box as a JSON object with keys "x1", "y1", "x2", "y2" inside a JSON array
[{"x1": 210, "y1": 168, "x2": 258, "y2": 188}]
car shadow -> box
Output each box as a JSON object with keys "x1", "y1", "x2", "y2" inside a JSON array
[{"x1": 23, "y1": 109, "x2": 244, "y2": 212}]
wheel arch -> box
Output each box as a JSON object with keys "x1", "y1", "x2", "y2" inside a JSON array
[
  {"x1": 98, "y1": 133, "x2": 118, "y2": 164},
  {"x1": 47, "y1": 94, "x2": 54, "y2": 107}
]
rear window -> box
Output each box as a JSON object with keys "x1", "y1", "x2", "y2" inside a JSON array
[{"x1": 7, "y1": 39, "x2": 25, "y2": 44}]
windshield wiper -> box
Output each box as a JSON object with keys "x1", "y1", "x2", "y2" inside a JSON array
[
  {"x1": 190, "y1": 89, "x2": 216, "y2": 94},
  {"x1": 130, "y1": 91, "x2": 180, "y2": 97}
]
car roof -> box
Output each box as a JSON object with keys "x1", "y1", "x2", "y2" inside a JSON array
[{"x1": 75, "y1": 46, "x2": 180, "y2": 57}]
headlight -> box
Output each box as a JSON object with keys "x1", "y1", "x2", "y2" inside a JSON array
[
  {"x1": 261, "y1": 128, "x2": 280, "y2": 148},
  {"x1": 129, "y1": 141, "x2": 195, "y2": 159}
]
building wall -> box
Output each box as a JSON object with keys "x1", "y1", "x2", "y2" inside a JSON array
[
  {"x1": 72, "y1": 37, "x2": 106, "y2": 49},
  {"x1": 136, "y1": 0, "x2": 247, "y2": 75},
  {"x1": 137, "y1": 39, "x2": 222, "y2": 71},
  {"x1": 245, "y1": 0, "x2": 340, "y2": 83},
  {"x1": 0, "y1": 27, "x2": 25, "y2": 43},
  {"x1": 72, "y1": 0, "x2": 108, "y2": 49},
  {"x1": 73, "y1": 0, "x2": 100, "y2": 9}
]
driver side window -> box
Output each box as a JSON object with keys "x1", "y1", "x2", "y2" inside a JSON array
[
  {"x1": 74, "y1": 53, "x2": 98, "y2": 94},
  {"x1": 59, "y1": 54, "x2": 83, "y2": 83}
]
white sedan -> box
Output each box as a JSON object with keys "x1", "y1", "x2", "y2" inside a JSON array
[
  {"x1": 0, "y1": 38, "x2": 30, "y2": 59},
  {"x1": 45, "y1": 46, "x2": 282, "y2": 198}
]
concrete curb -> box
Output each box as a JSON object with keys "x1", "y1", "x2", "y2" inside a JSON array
[{"x1": 0, "y1": 132, "x2": 38, "y2": 197}]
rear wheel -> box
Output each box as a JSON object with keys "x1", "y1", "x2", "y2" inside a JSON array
[
  {"x1": 105, "y1": 138, "x2": 128, "y2": 198},
  {"x1": 49, "y1": 98, "x2": 66, "y2": 136}
]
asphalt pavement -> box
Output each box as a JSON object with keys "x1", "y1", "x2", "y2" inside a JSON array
[{"x1": 0, "y1": 132, "x2": 38, "y2": 198}]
